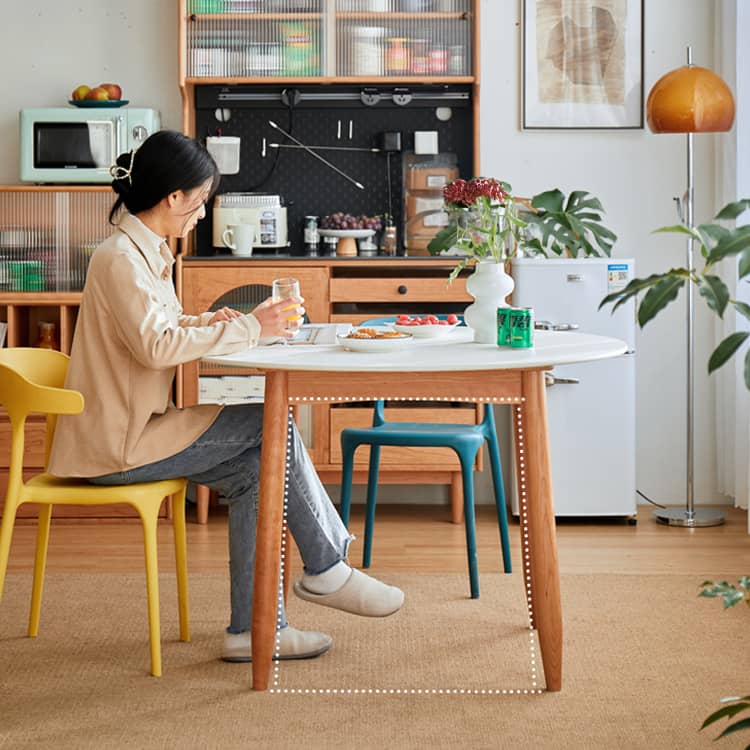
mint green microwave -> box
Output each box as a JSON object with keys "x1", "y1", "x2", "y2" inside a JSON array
[{"x1": 19, "y1": 107, "x2": 160, "y2": 184}]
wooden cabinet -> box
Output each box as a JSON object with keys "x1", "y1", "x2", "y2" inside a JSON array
[{"x1": 179, "y1": 0, "x2": 476, "y2": 83}]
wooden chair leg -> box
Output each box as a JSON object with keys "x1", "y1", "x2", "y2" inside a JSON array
[
  {"x1": 28, "y1": 504, "x2": 53, "y2": 637},
  {"x1": 450, "y1": 472, "x2": 463, "y2": 524},
  {"x1": 195, "y1": 484, "x2": 210, "y2": 525}
]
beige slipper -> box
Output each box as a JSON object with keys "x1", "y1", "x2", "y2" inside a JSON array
[
  {"x1": 293, "y1": 569, "x2": 404, "y2": 617},
  {"x1": 222, "y1": 626, "x2": 333, "y2": 662}
]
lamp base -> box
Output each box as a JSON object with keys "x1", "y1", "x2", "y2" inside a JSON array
[{"x1": 653, "y1": 507, "x2": 726, "y2": 527}]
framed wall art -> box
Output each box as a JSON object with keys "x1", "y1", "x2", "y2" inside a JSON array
[{"x1": 522, "y1": 0, "x2": 644, "y2": 129}]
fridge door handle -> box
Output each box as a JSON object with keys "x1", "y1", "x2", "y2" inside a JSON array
[
  {"x1": 544, "y1": 373, "x2": 581, "y2": 387},
  {"x1": 535, "y1": 320, "x2": 580, "y2": 331}
]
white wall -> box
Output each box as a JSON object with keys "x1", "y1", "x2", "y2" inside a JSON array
[
  {"x1": 479, "y1": 0, "x2": 724, "y2": 507},
  {"x1": 0, "y1": 1, "x2": 728, "y2": 508},
  {"x1": 0, "y1": 0, "x2": 183, "y2": 181}
]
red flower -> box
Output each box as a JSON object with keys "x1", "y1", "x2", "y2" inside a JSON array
[{"x1": 443, "y1": 177, "x2": 508, "y2": 207}]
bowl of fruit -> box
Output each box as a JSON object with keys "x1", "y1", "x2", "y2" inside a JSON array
[
  {"x1": 319, "y1": 213, "x2": 383, "y2": 256},
  {"x1": 391, "y1": 314, "x2": 460, "y2": 338}
]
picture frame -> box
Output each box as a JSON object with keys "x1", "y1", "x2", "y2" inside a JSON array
[{"x1": 522, "y1": 0, "x2": 644, "y2": 130}]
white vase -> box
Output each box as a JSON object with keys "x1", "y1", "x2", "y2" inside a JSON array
[{"x1": 463, "y1": 260, "x2": 515, "y2": 344}]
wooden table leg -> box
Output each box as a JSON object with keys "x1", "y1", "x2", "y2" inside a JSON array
[
  {"x1": 521, "y1": 370, "x2": 562, "y2": 692},
  {"x1": 252, "y1": 369, "x2": 288, "y2": 691}
]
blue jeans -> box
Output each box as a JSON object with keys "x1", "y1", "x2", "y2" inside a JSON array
[{"x1": 90, "y1": 404, "x2": 353, "y2": 633}]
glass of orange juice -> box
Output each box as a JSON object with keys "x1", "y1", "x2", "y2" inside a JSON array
[{"x1": 271, "y1": 277, "x2": 302, "y2": 331}]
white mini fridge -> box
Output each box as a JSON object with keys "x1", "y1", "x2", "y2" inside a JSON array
[{"x1": 510, "y1": 258, "x2": 637, "y2": 519}]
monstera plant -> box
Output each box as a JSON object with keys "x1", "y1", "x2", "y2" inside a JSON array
[{"x1": 600, "y1": 199, "x2": 750, "y2": 388}]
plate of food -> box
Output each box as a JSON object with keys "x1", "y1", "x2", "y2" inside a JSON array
[
  {"x1": 337, "y1": 327, "x2": 413, "y2": 353},
  {"x1": 391, "y1": 314, "x2": 460, "y2": 338}
]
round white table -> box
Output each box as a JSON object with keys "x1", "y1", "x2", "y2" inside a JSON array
[{"x1": 205, "y1": 329, "x2": 627, "y2": 691}]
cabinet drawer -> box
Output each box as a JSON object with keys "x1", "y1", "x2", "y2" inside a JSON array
[
  {"x1": 0, "y1": 419, "x2": 47, "y2": 468},
  {"x1": 330, "y1": 406, "x2": 477, "y2": 468},
  {"x1": 329, "y1": 277, "x2": 469, "y2": 304}
]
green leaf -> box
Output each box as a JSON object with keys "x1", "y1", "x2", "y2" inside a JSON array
[
  {"x1": 739, "y1": 576, "x2": 750, "y2": 591},
  {"x1": 653, "y1": 224, "x2": 703, "y2": 242},
  {"x1": 698, "y1": 275, "x2": 730, "y2": 317},
  {"x1": 701, "y1": 702, "x2": 750, "y2": 730},
  {"x1": 734, "y1": 301, "x2": 750, "y2": 321},
  {"x1": 427, "y1": 225, "x2": 458, "y2": 256},
  {"x1": 599, "y1": 273, "x2": 678, "y2": 312},
  {"x1": 531, "y1": 189, "x2": 565, "y2": 213},
  {"x1": 739, "y1": 249, "x2": 750, "y2": 278},
  {"x1": 708, "y1": 332, "x2": 750, "y2": 374},
  {"x1": 716, "y1": 716, "x2": 750, "y2": 739},
  {"x1": 638, "y1": 276, "x2": 685, "y2": 327},
  {"x1": 706, "y1": 226, "x2": 750, "y2": 265},
  {"x1": 715, "y1": 199, "x2": 750, "y2": 220},
  {"x1": 565, "y1": 190, "x2": 603, "y2": 213}
]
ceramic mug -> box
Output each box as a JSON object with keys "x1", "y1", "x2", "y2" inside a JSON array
[{"x1": 222, "y1": 223, "x2": 256, "y2": 256}]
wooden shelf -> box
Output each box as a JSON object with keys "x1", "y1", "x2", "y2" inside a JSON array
[{"x1": 188, "y1": 12, "x2": 323, "y2": 20}]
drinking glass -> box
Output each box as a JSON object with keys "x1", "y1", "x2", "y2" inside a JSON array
[{"x1": 271, "y1": 277, "x2": 302, "y2": 331}]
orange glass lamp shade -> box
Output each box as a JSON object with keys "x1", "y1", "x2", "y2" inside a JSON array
[{"x1": 647, "y1": 65, "x2": 735, "y2": 133}]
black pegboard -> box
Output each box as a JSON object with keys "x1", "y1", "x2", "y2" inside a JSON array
[{"x1": 193, "y1": 83, "x2": 474, "y2": 256}]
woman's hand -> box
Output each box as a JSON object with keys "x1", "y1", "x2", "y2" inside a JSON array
[
  {"x1": 252, "y1": 296, "x2": 305, "y2": 339},
  {"x1": 208, "y1": 306, "x2": 244, "y2": 325}
]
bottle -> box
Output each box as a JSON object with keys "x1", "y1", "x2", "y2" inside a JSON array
[
  {"x1": 385, "y1": 38, "x2": 409, "y2": 75},
  {"x1": 303, "y1": 215, "x2": 320, "y2": 255},
  {"x1": 380, "y1": 224, "x2": 398, "y2": 256},
  {"x1": 353, "y1": 26, "x2": 385, "y2": 76},
  {"x1": 35, "y1": 321, "x2": 58, "y2": 350}
]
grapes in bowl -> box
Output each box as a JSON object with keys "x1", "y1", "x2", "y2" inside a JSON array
[{"x1": 320, "y1": 213, "x2": 383, "y2": 232}]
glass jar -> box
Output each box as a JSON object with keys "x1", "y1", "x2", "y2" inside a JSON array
[
  {"x1": 385, "y1": 37, "x2": 409, "y2": 75},
  {"x1": 428, "y1": 45, "x2": 448, "y2": 74},
  {"x1": 410, "y1": 39, "x2": 429, "y2": 75},
  {"x1": 35, "y1": 321, "x2": 58, "y2": 350},
  {"x1": 380, "y1": 224, "x2": 398, "y2": 256},
  {"x1": 353, "y1": 26, "x2": 385, "y2": 76}
]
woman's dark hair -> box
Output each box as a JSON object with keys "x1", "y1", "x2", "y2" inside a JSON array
[{"x1": 108, "y1": 130, "x2": 221, "y2": 223}]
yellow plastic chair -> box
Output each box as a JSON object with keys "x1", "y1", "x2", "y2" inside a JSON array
[{"x1": 0, "y1": 348, "x2": 189, "y2": 676}]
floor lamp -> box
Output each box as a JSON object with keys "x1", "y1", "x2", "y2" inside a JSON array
[{"x1": 646, "y1": 47, "x2": 736, "y2": 527}]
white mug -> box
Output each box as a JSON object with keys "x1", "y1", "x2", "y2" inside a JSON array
[{"x1": 222, "y1": 223, "x2": 255, "y2": 256}]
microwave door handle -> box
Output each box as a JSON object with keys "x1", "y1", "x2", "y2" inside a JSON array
[{"x1": 115, "y1": 116, "x2": 123, "y2": 159}]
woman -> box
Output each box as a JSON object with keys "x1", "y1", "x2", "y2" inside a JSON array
[{"x1": 48, "y1": 130, "x2": 403, "y2": 663}]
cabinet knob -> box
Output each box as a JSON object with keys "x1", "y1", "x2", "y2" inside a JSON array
[{"x1": 397, "y1": 285, "x2": 408, "y2": 295}]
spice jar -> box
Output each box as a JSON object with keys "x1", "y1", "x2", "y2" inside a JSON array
[
  {"x1": 353, "y1": 26, "x2": 385, "y2": 76},
  {"x1": 35, "y1": 321, "x2": 58, "y2": 350},
  {"x1": 410, "y1": 39, "x2": 429, "y2": 75},
  {"x1": 379, "y1": 224, "x2": 398, "y2": 256},
  {"x1": 385, "y1": 37, "x2": 409, "y2": 75}
]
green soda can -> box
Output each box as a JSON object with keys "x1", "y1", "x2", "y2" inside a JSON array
[
  {"x1": 497, "y1": 307, "x2": 512, "y2": 347},
  {"x1": 509, "y1": 307, "x2": 534, "y2": 348}
]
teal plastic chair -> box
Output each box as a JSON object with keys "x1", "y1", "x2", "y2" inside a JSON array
[{"x1": 338, "y1": 317, "x2": 512, "y2": 599}]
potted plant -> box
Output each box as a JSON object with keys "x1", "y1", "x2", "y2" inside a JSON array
[
  {"x1": 427, "y1": 179, "x2": 617, "y2": 342},
  {"x1": 698, "y1": 577, "x2": 750, "y2": 743},
  {"x1": 600, "y1": 199, "x2": 750, "y2": 388}
]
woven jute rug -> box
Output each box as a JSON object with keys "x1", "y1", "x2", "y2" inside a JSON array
[{"x1": 0, "y1": 571, "x2": 745, "y2": 750}]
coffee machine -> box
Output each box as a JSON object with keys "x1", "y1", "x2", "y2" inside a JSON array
[{"x1": 212, "y1": 193, "x2": 289, "y2": 250}]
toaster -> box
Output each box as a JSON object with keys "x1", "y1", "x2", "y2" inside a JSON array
[{"x1": 212, "y1": 193, "x2": 289, "y2": 249}]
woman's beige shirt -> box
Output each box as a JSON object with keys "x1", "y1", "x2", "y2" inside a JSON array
[{"x1": 48, "y1": 213, "x2": 261, "y2": 477}]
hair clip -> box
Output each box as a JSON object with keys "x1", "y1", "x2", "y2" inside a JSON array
[{"x1": 109, "y1": 149, "x2": 136, "y2": 184}]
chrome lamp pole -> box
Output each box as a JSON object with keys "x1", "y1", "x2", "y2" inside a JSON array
[{"x1": 647, "y1": 47, "x2": 735, "y2": 527}]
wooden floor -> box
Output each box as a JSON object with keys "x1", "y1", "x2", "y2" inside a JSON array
[{"x1": 4, "y1": 503, "x2": 748, "y2": 579}]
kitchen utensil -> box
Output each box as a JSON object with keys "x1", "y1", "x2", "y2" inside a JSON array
[{"x1": 268, "y1": 120, "x2": 365, "y2": 190}]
